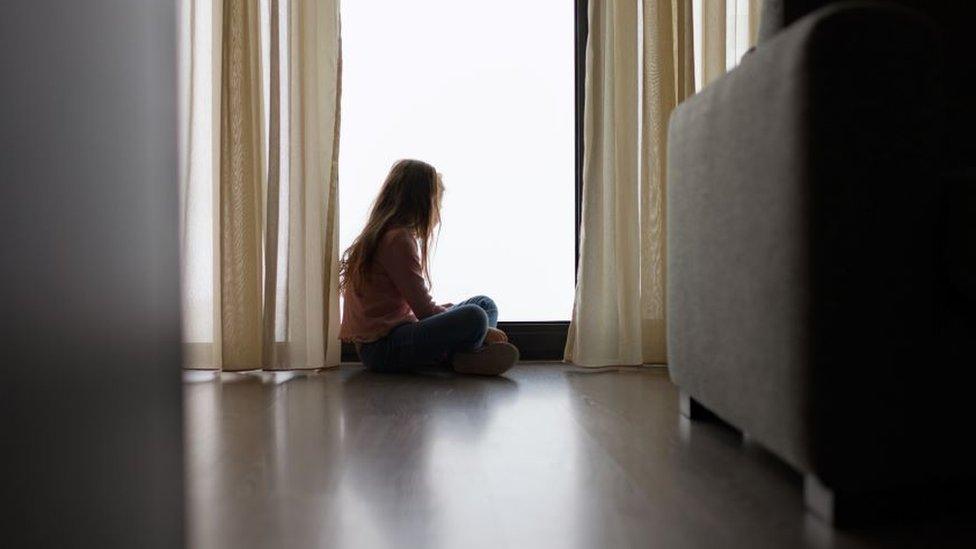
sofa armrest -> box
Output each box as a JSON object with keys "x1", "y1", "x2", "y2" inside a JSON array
[{"x1": 666, "y1": 3, "x2": 947, "y2": 491}]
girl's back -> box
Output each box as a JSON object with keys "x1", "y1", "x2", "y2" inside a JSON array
[{"x1": 339, "y1": 226, "x2": 445, "y2": 343}]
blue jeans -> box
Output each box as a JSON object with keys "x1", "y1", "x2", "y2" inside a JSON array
[{"x1": 358, "y1": 295, "x2": 499, "y2": 372}]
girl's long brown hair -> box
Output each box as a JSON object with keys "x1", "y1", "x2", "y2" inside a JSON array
[{"x1": 339, "y1": 159, "x2": 443, "y2": 294}]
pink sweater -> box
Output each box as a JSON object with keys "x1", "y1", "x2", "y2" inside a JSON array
[{"x1": 339, "y1": 227, "x2": 447, "y2": 343}]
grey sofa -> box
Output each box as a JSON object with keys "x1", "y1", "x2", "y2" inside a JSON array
[{"x1": 666, "y1": 1, "x2": 976, "y2": 525}]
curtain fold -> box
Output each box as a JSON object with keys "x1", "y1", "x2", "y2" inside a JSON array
[
  {"x1": 640, "y1": 0, "x2": 695, "y2": 365},
  {"x1": 179, "y1": 0, "x2": 224, "y2": 369},
  {"x1": 220, "y1": 0, "x2": 265, "y2": 370},
  {"x1": 749, "y1": 0, "x2": 762, "y2": 45},
  {"x1": 179, "y1": 0, "x2": 342, "y2": 371},
  {"x1": 568, "y1": 0, "x2": 761, "y2": 367},
  {"x1": 697, "y1": 0, "x2": 762, "y2": 90},
  {"x1": 700, "y1": 0, "x2": 726, "y2": 87},
  {"x1": 263, "y1": 0, "x2": 342, "y2": 370},
  {"x1": 564, "y1": 0, "x2": 642, "y2": 367}
]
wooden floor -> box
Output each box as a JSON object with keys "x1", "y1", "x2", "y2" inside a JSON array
[{"x1": 184, "y1": 364, "x2": 976, "y2": 549}]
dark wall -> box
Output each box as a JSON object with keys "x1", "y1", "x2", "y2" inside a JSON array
[{"x1": 1, "y1": 1, "x2": 184, "y2": 546}]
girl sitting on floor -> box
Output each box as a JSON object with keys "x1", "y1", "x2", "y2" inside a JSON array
[{"x1": 338, "y1": 159, "x2": 518, "y2": 375}]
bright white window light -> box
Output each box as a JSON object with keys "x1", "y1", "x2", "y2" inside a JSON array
[{"x1": 339, "y1": 0, "x2": 575, "y2": 321}]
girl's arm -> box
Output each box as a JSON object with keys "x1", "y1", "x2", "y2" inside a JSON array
[{"x1": 376, "y1": 229, "x2": 446, "y2": 319}]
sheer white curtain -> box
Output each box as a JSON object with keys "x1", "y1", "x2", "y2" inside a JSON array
[
  {"x1": 566, "y1": 0, "x2": 758, "y2": 367},
  {"x1": 179, "y1": 0, "x2": 341, "y2": 371}
]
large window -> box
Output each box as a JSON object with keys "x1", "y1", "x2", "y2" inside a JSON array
[{"x1": 339, "y1": 0, "x2": 575, "y2": 321}]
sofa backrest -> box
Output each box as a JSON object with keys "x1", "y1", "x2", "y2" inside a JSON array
[
  {"x1": 757, "y1": 0, "x2": 829, "y2": 43},
  {"x1": 758, "y1": 0, "x2": 976, "y2": 170}
]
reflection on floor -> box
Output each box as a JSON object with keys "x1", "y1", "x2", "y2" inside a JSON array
[{"x1": 184, "y1": 364, "x2": 976, "y2": 549}]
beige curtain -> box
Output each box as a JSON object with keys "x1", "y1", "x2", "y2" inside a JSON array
[
  {"x1": 641, "y1": 0, "x2": 695, "y2": 364},
  {"x1": 179, "y1": 0, "x2": 342, "y2": 371},
  {"x1": 565, "y1": 0, "x2": 693, "y2": 367},
  {"x1": 566, "y1": 0, "x2": 759, "y2": 367},
  {"x1": 749, "y1": 0, "x2": 762, "y2": 44},
  {"x1": 698, "y1": 0, "x2": 762, "y2": 89},
  {"x1": 700, "y1": 0, "x2": 726, "y2": 87}
]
